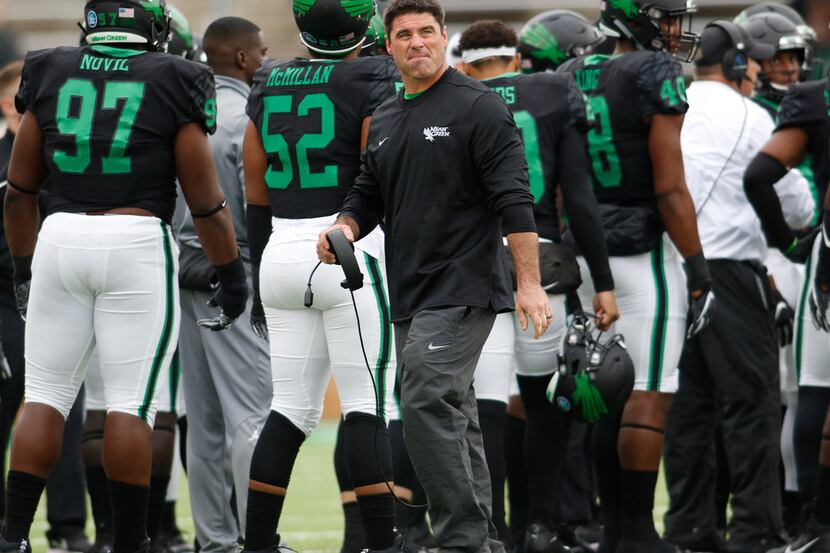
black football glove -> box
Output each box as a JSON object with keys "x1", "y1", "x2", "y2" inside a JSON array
[
  {"x1": 198, "y1": 256, "x2": 248, "y2": 331},
  {"x1": 772, "y1": 288, "x2": 795, "y2": 346},
  {"x1": 12, "y1": 256, "x2": 32, "y2": 322},
  {"x1": 784, "y1": 227, "x2": 820, "y2": 264},
  {"x1": 684, "y1": 253, "x2": 716, "y2": 339},
  {"x1": 250, "y1": 266, "x2": 268, "y2": 341},
  {"x1": 14, "y1": 280, "x2": 30, "y2": 322}
]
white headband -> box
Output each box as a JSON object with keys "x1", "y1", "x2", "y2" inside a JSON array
[{"x1": 461, "y1": 46, "x2": 517, "y2": 64}]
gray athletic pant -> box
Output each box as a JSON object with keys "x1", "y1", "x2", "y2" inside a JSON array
[
  {"x1": 395, "y1": 306, "x2": 504, "y2": 553},
  {"x1": 180, "y1": 288, "x2": 272, "y2": 553}
]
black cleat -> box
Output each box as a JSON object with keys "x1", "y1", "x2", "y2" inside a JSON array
[
  {"x1": 0, "y1": 538, "x2": 31, "y2": 553},
  {"x1": 525, "y1": 523, "x2": 570, "y2": 553},
  {"x1": 47, "y1": 528, "x2": 93, "y2": 553},
  {"x1": 777, "y1": 524, "x2": 830, "y2": 553}
]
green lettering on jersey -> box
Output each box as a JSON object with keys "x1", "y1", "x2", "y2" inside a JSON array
[
  {"x1": 609, "y1": 0, "x2": 640, "y2": 18},
  {"x1": 293, "y1": 0, "x2": 316, "y2": 16},
  {"x1": 659, "y1": 76, "x2": 687, "y2": 108},
  {"x1": 585, "y1": 95, "x2": 622, "y2": 188},
  {"x1": 340, "y1": 0, "x2": 374, "y2": 19},
  {"x1": 53, "y1": 78, "x2": 145, "y2": 174},
  {"x1": 266, "y1": 65, "x2": 334, "y2": 88},
  {"x1": 575, "y1": 68, "x2": 600, "y2": 92},
  {"x1": 493, "y1": 86, "x2": 516, "y2": 105},
  {"x1": 513, "y1": 111, "x2": 544, "y2": 202},
  {"x1": 204, "y1": 98, "x2": 217, "y2": 130},
  {"x1": 80, "y1": 54, "x2": 130, "y2": 72},
  {"x1": 521, "y1": 23, "x2": 567, "y2": 65},
  {"x1": 261, "y1": 92, "x2": 338, "y2": 189}
]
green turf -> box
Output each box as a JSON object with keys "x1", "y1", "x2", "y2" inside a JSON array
[{"x1": 28, "y1": 421, "x2": 670, "y2": 552}]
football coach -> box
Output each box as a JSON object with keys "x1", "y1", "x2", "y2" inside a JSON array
[{"x1": 317, "y1": 0, "x2": 550, "y2": 550}]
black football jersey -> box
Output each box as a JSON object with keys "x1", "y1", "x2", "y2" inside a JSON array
[
  {"x1": 483, "y1": 71, "x2": 590, "y2": 241},
  {"x1": 776, "y1": 79, "x2": 830, "y2": 206},
  {"x1": 559, "y1": 51, "x2": 688, "y2": 209},
  {"x1": 15, "y1": 45, "x2": 216, "y2": 223},
  {"x1": 246, "y1": 56, "x2": 399, "y2": 219}
]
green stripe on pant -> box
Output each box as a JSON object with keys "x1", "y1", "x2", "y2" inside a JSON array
[
  {"x1": 648, "y1": 242, "x2": 669, "y2": 391},
  {"x1": 795, "y1": 247, "x2": 814, "y2": 378},
  {"x1": 365, "y1": 254, "x2": 391, "y2": 420},
  {"x1": 139, "y1": 223, "x2": 176, "y2": 422}
]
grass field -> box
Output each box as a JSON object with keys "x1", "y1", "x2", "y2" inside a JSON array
[{"x1": 28, "y1": 421, "x2": 670, "y2": 552}]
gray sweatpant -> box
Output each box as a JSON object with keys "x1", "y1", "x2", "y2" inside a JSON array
[
  {"x1": 180, "y1": 288, "x2": 272, "y2": 553},
  {"x1": 395, "y1": 306, "x2": 503, "y2": 553}
]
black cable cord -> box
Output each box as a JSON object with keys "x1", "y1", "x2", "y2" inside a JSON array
[{"x1": 349, "y1": 289, "x2": 429, "y2": 509}]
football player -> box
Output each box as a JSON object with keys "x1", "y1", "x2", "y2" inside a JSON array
[
  {"x1": 241, "y1": 1, "x2": 399, "y2": 552},
  {"x1": 459, "y1": 17, "x2": 618, "y2": 553},
  {"x1": 79, "y1": 9, "x2": 201, "y2": 552},
  {"x1": 2, "y1": 2, "x2": 247, "y2": 553},
  {"x1": 737, "y1": 12, "x2": 817, "y2": 535},
  {"x1": 744, "y1": 49, "x2": 830, "y2": 553},
  {"x1": 558, "y1": 1, "x2": 713, "y2": 552}
]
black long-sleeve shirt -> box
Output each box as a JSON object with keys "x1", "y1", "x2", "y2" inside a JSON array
[{"x1": 340, "y1": 68, "x2": 536, "y2": 322}]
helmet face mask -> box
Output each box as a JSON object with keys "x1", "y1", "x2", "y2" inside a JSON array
[
  {"x1": 82, "y1": 0, "x2": 171, "y2": 51},
  {"x1": 294, "y1": 0, "x2": 376, "y2": 56},
  {"x1": 548, "y1": 311, "x2": 635, "y2": 423},
  {"x1": 600, "y1": 0, "x2": 700, "y2": 63}
]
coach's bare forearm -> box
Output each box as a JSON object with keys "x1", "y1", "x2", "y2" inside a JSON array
[
  {"x1": 507, "y1": 231, "x2": 541, "y2": 286},
  {"x1": 4, "y1": 189, "x2": 39, "y2": 257}
]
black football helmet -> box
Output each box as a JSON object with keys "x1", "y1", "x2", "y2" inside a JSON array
[
  {"x1": 519, "y1": 10, "x2": 605, "y2": 73},
  {"x1": 82, "y1": 0, "x2": 171, "y2": 51},
  {"x1": 166, "y1": 4, "x2": 193, "y2": 58},
  {"x1": 294, "y1": 0, "x2": 375, "y2": 55},
  {"x1": 548, "y1": 310, "x2": 635, "y2": 423},
  {"x1": 735, "y1": 3, "x2": 818, "y2": 80},
  {"x1": 737, "y1": 13, "x2": 807, "y2": 101},
  {"x1": 599, "y1": 0, "x2": 700, "y2": 63}
]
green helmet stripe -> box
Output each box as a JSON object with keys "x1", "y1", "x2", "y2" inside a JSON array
[
  {"x1": 340, "y1": 0, "x2": 374, "y2": 18},
  {"x1": 139, "y1": 0, "x2": 166, "y2": 21},
  {"x1": 608, "y1": 0, "x2": 640, "y2": 19},
  {"x1": 522, "y1": 23, "x2": 567, "y2": 64},
  {"x1": 293, "y1": 0, "x2": 316, "y2": 16}
]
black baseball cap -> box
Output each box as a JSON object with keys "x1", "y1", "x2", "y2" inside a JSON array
[{"x1": 695, "y1": 21, "x2": 776, "y2": 66}]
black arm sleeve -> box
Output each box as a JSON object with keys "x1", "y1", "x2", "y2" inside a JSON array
[
  {"x1": 744, "y1": 152, "x2": 795, "y2": 252},
  {"x1": 246, "y1": 203, "x2": 272, "y2": 270},
  {"x1": 557, "y1": 126, "x2": 614, "y2": 292},
  {"x1": 339, "y1": 150, "x2": 384, "y2": 239}
]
